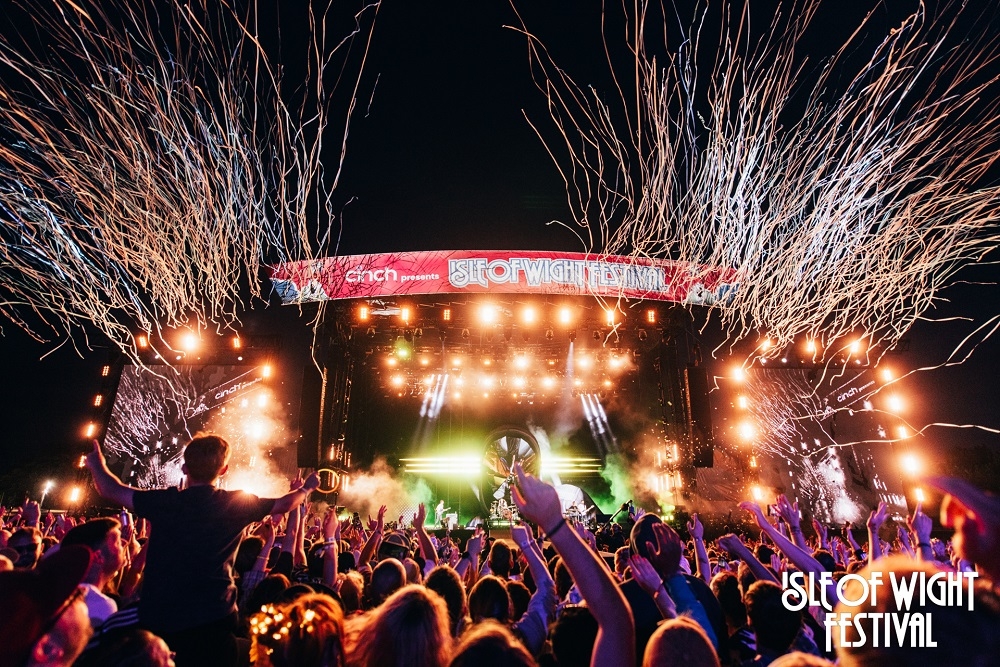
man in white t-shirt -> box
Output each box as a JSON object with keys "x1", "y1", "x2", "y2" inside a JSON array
[{"x1": 60, "y1": 518, "x2": 126, "y2": 627}]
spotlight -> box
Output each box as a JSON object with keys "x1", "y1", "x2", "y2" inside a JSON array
[
  {"x1": 759, "y1": 338, "x2": 772, "y2": 351},
  {"x1": 886, "y1": 394, "x2": 904, "y2": 413},
  {"x1": 604, "y1": 309, "x2": 616, "y2": 326},
  {"x1": 738, "y1": 421, "x2": 756, "y2": 441},
  {"x1": 358, "y1": 305, "x2": 370, "y2": 322},
  {"x1": 137, "y1": 334, "x2": 149, "y2": 349},
  {"x1": 880, "y1": 368, "x2": 893, "y2": 382},
  {"x1": 478, "y1": 304, "x2": 498, "y2": 325},
  {"x1": 93, "y1": 395, "x2": 103, "y2": 407},
  {"x1": 849, "y1": 339, "x2": 863, "y2": 355},
  {"x1": 84, "y1": 423, "x2": 96, "y2": 438},
  {"x1": 390, "y1": 374, "x2": 405, "y2": 388},
  {"x1": 752, "y1": 485, "x2": 763, "y2": 501},
  {"x1": 900, "y1": 453, "x2": 921, "y2": 475},
  {"x1": 737, "y1": 395, "x2": 749, "y2": 409},
  {"x1": 521, "y1": 306, "x2": 538, "y2": 325},
  {"x1": 232, "y1": 336, "x2": 242, "y2": 349},
  {"x1": 262, "y1": 364, "x2": 272, "y2": 378},
  {"x1": 914, "y1": 487, "x2": 926, "y2": 503},
  {"x1": 180, "y1": 331, "x2": 199, "y2": 352},
  {"x1": 401, "y1": 307, "x2": 412, "y2": 324},
  {"x1": 646, "y1": 309, "x2": 656, "y2": 324},
  {"x1": 442, "y1": 308, "x2": 452, "y2": 322},
  {"x1": 558, "y1": 307, "x2": 572, "y2": 326},
  {"x1": 514, "y1": 355, "x2": 529, "y2": 370},
  {"x1": 732, "y1": 367, "x2": 746, "y2": 382},
  {"x1": 68, "y1": 486, "x2": 81, "y2": 503},
  {"x1": 805, "y1": 339, "x2": 816, "y2": 354}
]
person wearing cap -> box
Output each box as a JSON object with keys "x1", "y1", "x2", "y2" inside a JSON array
[
  {"x1": 85, "y1": 434, "x2": 320, "y2": 667},
  {"x1": 0, "y1": 544, "x2": 93, "y2": 667},
  {"x1": 60, "y1": 518, "x2": 126, "y2": 627}
]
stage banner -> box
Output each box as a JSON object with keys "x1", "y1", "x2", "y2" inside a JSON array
[{"x1": 269, "y1": 251, "x2": 737, "y2": 304}]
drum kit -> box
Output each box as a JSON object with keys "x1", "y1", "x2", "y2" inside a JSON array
[{"x1": 489, "y1": 498, "x2": 519, "y2": 524}]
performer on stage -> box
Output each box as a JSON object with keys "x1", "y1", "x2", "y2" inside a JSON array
[{"x1": 434, "y1": 499, "x2": 450, "y2": 527}]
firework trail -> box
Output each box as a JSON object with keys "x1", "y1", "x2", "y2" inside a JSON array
[{"x1": 0, "y1": 0, "x2": 379, "y2": 359}]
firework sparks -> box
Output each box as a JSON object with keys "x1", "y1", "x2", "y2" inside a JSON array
[
  {"x1": 514, "y1": 0, "x2": 1000, "y2": 362},
  {"x1": 0, "y1": 0, "x2": 379, "y2": 359}
]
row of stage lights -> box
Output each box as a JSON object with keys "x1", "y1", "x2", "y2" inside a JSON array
[
  {"x1": 385, "y1": 371, "x2": 618, "y2": 399},
  {"x1": 400, "y1": 455, "x2": 603, "y2": 476},
  {"x1": 357, "y1": 303, "x2": 660, "y2": 329},
  {"x1": 384, "y1": 350, "x2": 633, "y2": 371},
  {"x1": 748, "y1": 336, "x2": 873, "y2": 365}
]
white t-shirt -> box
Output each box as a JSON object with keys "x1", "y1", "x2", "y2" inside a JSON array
[{"x1": 81, "y1": 583, "x2": 118, "y2": 627}]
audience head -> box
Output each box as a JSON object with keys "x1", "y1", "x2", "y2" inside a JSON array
[
  {"x1": 448, "y1": 620, "x2": 534, "y2": 667},
  {"x1": 0, "y1": 545, "x2": 93, "y2": 667},
  {"x1": 551, "y1": 605, "x2": 599, "y2": 666},
  {"x1": 182, "y1": 433, "x2": 230, "y2": 484},
  {"x1": 74, "y1": 628, "x2": 175, "y2": 667},
  {"x1": 468, "y1": 575, "x2": 511, "y2": 624},
  {"x1": 425, "y1": 566, "x2": 467, "y2": 636},
  {"x1": 338, "y1": 571, "x2": 365, "y2": 615},
  {"x1": 7, "y1": 528, "x2": 43, "y2": 570},
  {"x1": 352, "y1": 585, "x2": 451, "y2": 667},
  {"x1": 507, "y1": 580, "x2": 530, "y2": 622},
  {"x1": 250, "y1": 593, "x2": 344, "y2": 667},
  {"x1": 710, "y1": 571, "x2": 748, "y2": 628},
  {"x1": 643, "y1": 616, "x2": 721, "y2": 667},
  {"x1": 745, "y1": 580, "x2": 801, "y2": 655},
  {"x1": 61, "y1": 518, "x2": 125, "y2": 585},
  {"x1": 487, "y1": 540, "x2": 513, "y2": 579},
  {"x1": 368, "y1": 558, "x2": 406, "y2": 608}
]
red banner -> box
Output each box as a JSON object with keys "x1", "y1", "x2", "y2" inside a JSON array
[{"x1": 269, "y1": 251, "x2": 737, "y2": 305}]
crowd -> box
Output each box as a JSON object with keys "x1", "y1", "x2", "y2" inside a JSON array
[{"x1": 2, "y1": 433, "x2": 1000, "y2": 666}]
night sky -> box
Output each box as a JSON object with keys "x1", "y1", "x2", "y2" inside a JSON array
[{"x1": 2, "y1": 0, "x2": 999, "y2": 502}]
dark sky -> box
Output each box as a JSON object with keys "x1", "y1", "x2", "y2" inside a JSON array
[{"x1": 2, "y1": 0, "x2": 999, "y2": 498}]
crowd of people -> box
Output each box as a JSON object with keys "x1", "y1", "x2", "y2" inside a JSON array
[{"x1": 2, "y1": 433, "x2": 1000, "y2": 666}]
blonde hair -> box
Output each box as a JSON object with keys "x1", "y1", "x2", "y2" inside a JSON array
[{"x1": 349, "y1": 585, "x2": 452, "y2": 667}]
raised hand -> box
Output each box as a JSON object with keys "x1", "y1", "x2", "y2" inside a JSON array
[
  {"x1": 645, "y1": 522, "x2": 683, "y2": 579},
  {"x1": 812, "y1": 518, "x2": 828, "y2": 544},
  {"x1": 687, "y1": 513, "x2": 704, "y2": 540},
  {"x1": 323, "y1": 506, "x2": 340, "y2": 540},
  {"x1": 866, "y1": 501, "x2": 888, "y2": 531},
  {"x1": 466, "y1": 529, "x2": 484, "y2": 560},
  {"x1": 775, "y1": 494, "x2": 800, "y2": 529},
  {"x1": 84, "y1": 439, "x2": 106, "y2": 473},
  {"x1": 907, "y1": 501, "x2": 933, "y2": 544},
  {"x1": 739, "y1": 500, "x2": 768, "y2": 529},
  {"x1": 413, "y1": 503, "x2": 427, "y2": 530},
  {"x1": 511, "y1": 462, "x2": 563, "y2": 533},
  {"x1": 717, "y1": 533, "x2": 747, "y2": 557},
  {"x1": 21, "y1": 499, "x2": 40, "y2": 528},
  {"x1": 302, "y1": 471, "x2": 320, "y2": 492},
  {"x1": 289, "y1": 473, "x2": 304, "y2": 491},
  {"x1": 376, "y1": 505, "x2": 387, "y2": 532},
  {"x1": 511, "y1": 524, "x2": 531, "y2": 548},
  {"x1": 629, "y1": 553, "x2": 664, "y2": 597}
]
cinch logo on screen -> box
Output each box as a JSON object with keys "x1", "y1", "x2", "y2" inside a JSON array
[{"x1": 345, "y1": 268, "x2": 398, "y2": 283}]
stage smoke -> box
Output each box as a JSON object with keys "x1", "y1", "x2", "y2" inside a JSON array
[{"x1": 338, "y1": 457, "x2": 433, "y2": 524}]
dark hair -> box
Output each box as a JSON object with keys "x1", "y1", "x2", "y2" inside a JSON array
[
  {"x1": 745, "y1": 580, "x2": 801, "y2": 653},
  {"x1": 507, "y1": 580, "x2": 530, "y2": 622},
  {"x1": 551, "y1": 605, "x2": 599, "y2": 665},
  {"x1": 449, "y1": 620, "x2": 534, "y2": 667},
  {"x1": 235, "y1": 536, "x2": 265, "y2": 577},
  {"x1": 812, "y1": 549, "x2": 837, "y2": 573},
  {"x1": 468, "y1": 575, "x2": 510, "y2": 624},
  {"x1": 488, "y1": 541, "x2": 513, "y2": 578},
  {"x1": 183, "y1": 433, "x2": 230, "y2": 483},
  {"x1": 73, "y1": 628, "x2": 171, "y2": 667},
  {"x1": 710, "y1": 571, "x2": 747, "y2": 628},
  {"x1": 425, "y1": 566, "x2": 467, "y2": 636},
  {"x1": 61, "y1": 518, "x2": 119, "y2": 552}
]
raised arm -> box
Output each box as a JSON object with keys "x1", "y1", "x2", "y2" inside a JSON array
[
  {"x1": 717, "y1": 533, "x2": 778, "y2": 584},
  {"x1": 686, "y1": 513, "x2": 711, "y2": 584},
  {"x1": 358, "y1": 505, "x2": 386, "y2": 566},
  {"x1": 907, "y1": 502, "x2": 934, "y2": 562},
  {"x1": 629, "y1": 553, "x2": 678, "y2": 619},
  {"x1": 775, "y1": 494, "x2": 807, "y2": 550},
  {"x1": 412, "y1": 503, "x2": 438, "y2": 567},
  {"x1": 866, "y1": 501, "x2": 888, "y2": 567},
  {"x1": 321, "y1": 506, "x2": 341, "y2": 588},
  {"x1": 513, "y1": 463, "x2": 635, "y2": 667},
  {"x1": 85, "y1": 440, "x2": 136, "y2": 511},
  {"x1": 269, "y1": 471, "x2": 320, "y2": 516}
]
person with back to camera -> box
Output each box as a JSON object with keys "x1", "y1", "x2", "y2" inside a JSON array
[{"x1": 85, "y1": 433, "x2": 319, "y2": 667}]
